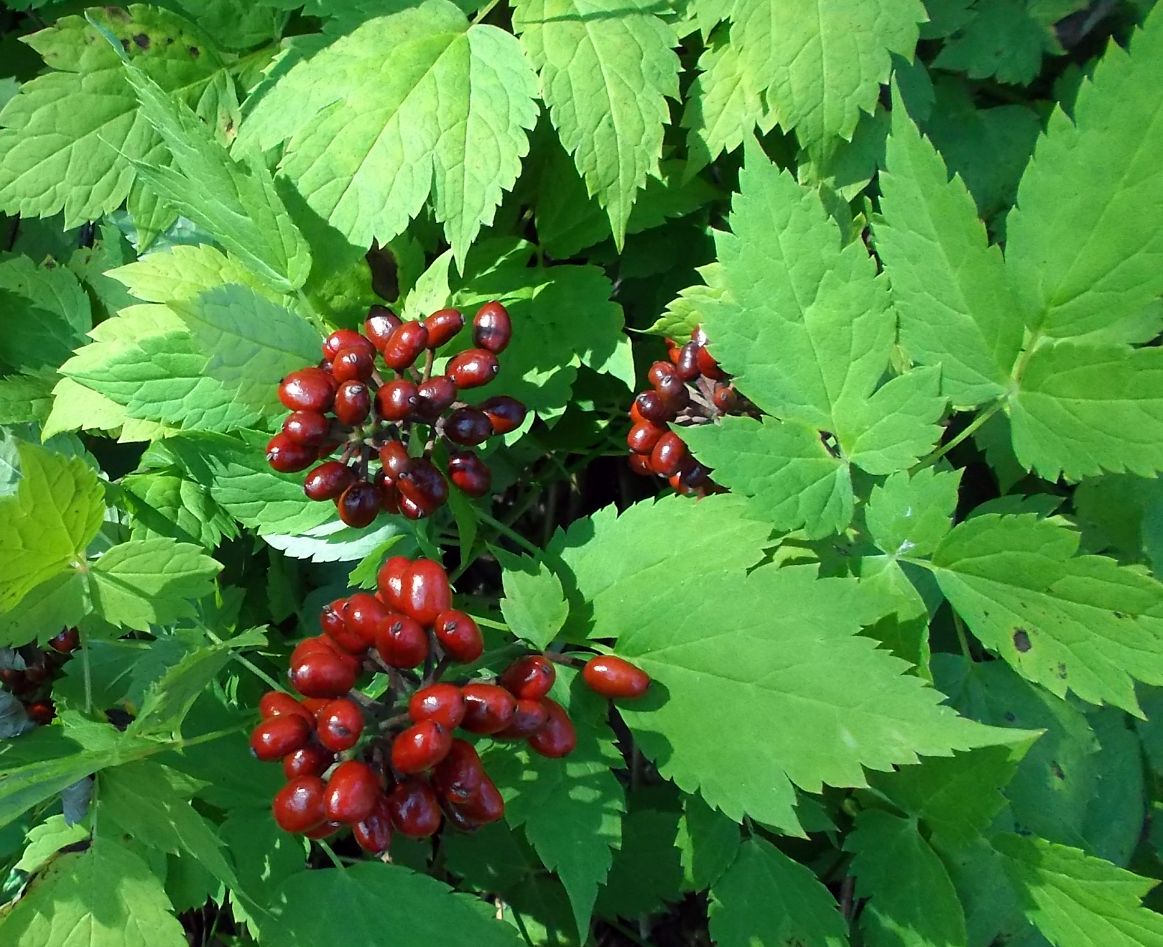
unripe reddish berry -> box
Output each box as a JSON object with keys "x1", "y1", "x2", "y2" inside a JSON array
[
  {"x1": 316, "y1": 698, "x2": 364, "y2": 752},
  {"x1": 387, "y1": 779, "x2": 442, "y2": 837},
  {"x1": 408, "y1": 684, "x2": 466, "y2": 729},
  {"x1": 460, "y1": 683, "x2": 517, "y2": 734},
  {"x1": 528, "y1": 698, "x2": 576, "y2": 758},
  {"x1": 382, "y1": 321, "x2": 428, "y2": 370},
  {"x1": 273, "y1": 776, "x2": 327, "y2": 833},
  {"x1": 433, "y1": 610, "x2": 483, "y2": 663},
  {"x1": 391, "y1": 720, "x2": 453, "y2": 774},
  {"x1": 499, "y1": 654, "x2": 555, "y2": 700},
  {"x1": 447, "y1": 349, "x2": 499, "y2": 389},
  {"x1": 423, "y1": 308, "x2": 465, "y2": 348},
  {"x1": 472, "y1": 301, "x2": 512, "y2": 354},
  {"x1": 278, "y1": 367, "x2": 336, "y2": 412},
  {"x1": 582, "y1": 656, "x2": 651, "y2": 699},
  {"x1": 323, "y1": 760, "x2": 380, "y2": 823},
  {"x1": 250, "y1": 714, "x2": 312, "y2": 761}
]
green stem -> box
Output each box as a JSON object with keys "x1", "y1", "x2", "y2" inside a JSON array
[
  {"x1": 952, "y1": 611, "x2": 973, "y2": 663},
  {"x1": 918, "y1": 400, "x2": 1003, "y2": 468},
  {"x1": 295, "y1": 288, "x2": 329, "y2": 335},
  {"x1": 81, "y1": 643, "x2": 93, "y2": 716},
  {"x1": 317, "y1": 840, "x2": 346, "y2": 870},
  {"x1": 180, "y1": 724, "x2": 247, "y2": 749},
  {"x1": 465, "y1": 613, "x2": 510, "y2": 633},
  {"x1": 472, "y1": 0, "x2": 501, "y2": 24},
  {"x1": 206, "y1": 630, "x2": 286, "y2": 693},
  {"x1": 477, "y1": 510, "x2": 542, "y2": 558}
]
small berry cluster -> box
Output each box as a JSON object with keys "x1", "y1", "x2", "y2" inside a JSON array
[
  {"x1": 267, "y1": 302, "x2": 527, "y2": 527},
  {"x1": 250, "y1": 556, "x2": 651, "y2": 853},
  {"x1": 626, "y1": 326, "x2": 754, "y2": 495},
  {"x1": 0, "y1": 627, "x2": 80, "y2": 726}
]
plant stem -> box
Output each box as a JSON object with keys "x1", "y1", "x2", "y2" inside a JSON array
[
  {"x1": 206, "y1": 630, "x2": 286, "y2": 693},
  {"x1": 465, "y1": 612, "x2": 510, "y2": 633},
  {"x1": 295, "y1": 288, "x2": 329, "y2": 335},
  {"x1": 472, "y1": 0, "x2": 501, "y2": 23},
  {"x1": 317, "y1": 840, "x2": 346, "y2": 870},
  {"x1": 952, "y1": 611, "x2": 973, "y2": 662},
  {"x1": 477, "y1": 510, "x2": 542, "y2": 557},
  {"x1": 918, "y1": 400, "x2": 1003, "y2": 468},
  {"x1": 81, "y1": 643, "x2": 92, "y2": 715},
  {"x1": 180, "y1": 724, "x2": 247, "y2": 749}
]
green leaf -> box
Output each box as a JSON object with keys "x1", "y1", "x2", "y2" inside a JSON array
[
  {"x1": 677, "y1": 794, "x2": 740, "y2": 891},
  {"x1": 865, "y1": 467, "x2": 961, "y2": 559},
  {"x1": 847, "y1": 809, "x2": 968, "y2": 947},
  {"x1": 0, "y1": 571, "x2": 89, "y2": 648},
  {"x1": 43, "y1": 376, "x2": 134, "y2": 440},
  {"x1": 647, "y1": 263, "x2": 724, "y2": 339},
  {"x1": 0, "y1": 441, "x2": 104, "y2": 612},
  {"x1": 875, "y1": 90, "x2": 1023, "y2": 407},
  {"x1": 14, "y1": 814, "x2": 89, "y2": 875},
  {"x1": 933, "y1": 0, "x2": 1046, "y2": 85},
  {"x1": 0, "y1": 374, "x2": 54, "y2": 425},
  {"x1": 596, "y1": 805, "x2": 684, "y2": 919},
  {"x1": 500, "y1": 557, "x2": 569, "y2": 651},
  {"x1": 615, "y1": 565, "x2": 1012, "y2": 831},
  {"x1": 512, "y1": 0, "x2": 680, "y2": 243},
  {"x1": 89, "y1": 538, "x2": 222, "y2": 628},
  {"x1": 837, "y1": 365, "x2": 946, "y2": 474},
  {"x1": 0, "y1": 252, "x2": 92, "y2": 374},
  {"x1": 709, "y1": 838, "x2": 847, "y2": 947},
  {"x1": 0, "y1": 7, "x2": 224, "y2": 227},
  {"x1": 109, "y1": 243, "x2": 284, "y2": 306},
  {"x1": 926, "y1": 512, "x2": 1163, "y2": 713},
  {"x1": 1010, "y1": 341, "x2": 1163, "y2": 480},
  {"x1": 121, "y1": 472, "x2": 237, "y2": 549},
  {"x1": 261, "y1": 862, "x2": 524, "y2": 946},
  {"x1": 0, "y1": 837, "x2": 186, "y2": 947},
  {"x1": 100, "y1": 761, "x2": 236, "y2": 886},
  {"x1": 240, "y1": 1, "x2": 538, "y2": 264},
  {"x1": 1006, "y1": 5, "x2": 1163, "y2": 341},
  {"x1": 682, "y1": 417, "x2": 854, "y2": 539},
  {"x1": 123, "y1": 67, "x2": 311, "y2": 292},
  {"x1": 995, "y1": 834, "x2": 1163, "y2": 946}
]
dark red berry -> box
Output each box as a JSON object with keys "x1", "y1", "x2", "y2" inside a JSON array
[
  {"x1": 316, "y1": 698, "x2": 364, "y2": 752},
  {"x1": 446, "y1": 451, "x2": 491, "y2": 497},
  {"x1": 415, "y1": 375, "x2": 458, "y2": 420},
  {"x1": 650, "y1": 432, "x2": 688, "y2": 477},
  {"x1": 305, "y1": 461, "x2": 356, "y2": 501},
  {"x1": 472, "y1": 301, "x2": 512, "y2": 354},
  {"x1": 628, "y1": 453, "x2": 653, "y2": 476},
  {"x1": 279, "y1": 367, "x2": 336, "y2": 412},
  {"x1": 267, "y1": 433, "x2": 316, "y2": 473},
  {"x1": 382, "y1": 321, "x2": 428, "y2": 371},
  {"x1": 377, "y1": 475, "x2": 401, "y2": 513},
  {"x1": 626, "y1": 421, "x2": 665, "y2": 454},
  {"x1": 353, "y1": 796, "x2": 394, "y2": 854},
  {"x1": 432, "y1": 739, "x2": 484, "y2": 804},
  {"x1": 392, "y1": 720, "x2": 453, "y2": 774},
  {"x1": 401, "y1": 559, "x2": 452, "y2": 627},
  {"x1": 378, "y1": 440, "x2": 411, "y2": 480},
  {"x1": 494, "y1": 698, "x2": 549, "y2": 740},
  {"x1": 273, "y1": 776, "x2": 327, "y2": 833},
  {"x1": 398, "y1": 496, "x2": 427, "y2": 520},
  {"x1": 582, "y1": 656, "x2": 651, "y2": 698},
  {"x1": 376, "y1": 555, "x2": 411, "y2": 611},
  {"x1": 499, "y1": 654, "x2": 555, "y2": 700},
  {"x1": 324, "y1": 760, "x2": 380, "y2": 823},
  {"x1": 259, "y1": 691, "x2": 315, "y2": 723},
  {"x1": 634, "y1": 390, "x2": 674, "y2": 424},
  {"x1": 290, "y1": 652, "x2": 358, "y2": 699},
  {"x1": 333, "y1": 380, "x2": 372, "y2": 425},
  {"x1": 336, "y1": 481, "x2": 381, "y2": 528},
  {"x1": 49, "y1": 627, "x2": 79, "y2": 654},
  {"x1": 653, "y1": 373, "x2": 690, "y2": 412},
  {"x1": 456, "y1": 772, "x2": 504, "y2": 825},
  {"x1": 250, "y1": 714, "x2": 312, "y2": 761},
  {"x1": 343, "y1": 593, "x2": 389, "y2": 649},
  {"x1": 672, "y1": 462, "x2": 711, "y2": 492},
  {"x1": 712, "y1": 384, "x2": 738, "y2": 413},
  {"x1": 444, "y1": 407, "x2": 492, "y2": 446},
  {"x1": 696, "y1": 346, "x2": 725, "y2": 379},
  {"x1": 408, "y1": 684, "x2": 466, "y2": 729},
  {"x1": 397, "y1": 458, "x2": 449, "y2": 514},
  {"x1": 423, "y1": 308, "x2": 465, "y2": 348},
  {"x1": 24, "y1": 700, "x2": 55, "y2": 725},
  {"x1": 282, "y1": 744, "x2": 334, "y2": 779},
  {"x1": 365, "y1": 306, "x2": 402, "y2": 350},
  {"x1": 387, "y1": 779, "x2": 442, "y2": 837},
  {"x1": 528, "y1": 698, "x2": 576, "y2": 757},
  {"x1": 283, "y1": 411, "x2": 330, "y2": 448},
  {"x1": 374, "y1": 613, "x2": 429, "y2": 668},
  {"x1": 323, "y1": 329, "x2": 374, "y2": 361},
  {"x1": 675, "y1": 343, "x2": 701, "y2": 381},
  {"x1": 460, "y1": 683, "x2": 517, "y2": 734},
  {"x1": 304, "y1": 820, "x2": 342, "y2": 839},
  {"x1": 447, "y1": 349, "x2": 499, "y2": 389},
  {"x1": 376, "y1": 379, "x2": 419, "y2": 421},
  {"x1": 648, "y1": 361, "x2": 678, "y2": 388},
  {"x1": 332, "y1": 346, "x2": 375, "y2": 383},
  {"x1": 479, "y1": 395, "x2": 526, "y2": 435},
  {"x1": 433, "y1": 610, "x2": 483, "y2": 663}
]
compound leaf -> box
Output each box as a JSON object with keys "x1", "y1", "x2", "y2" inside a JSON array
[{"x1": 89, "y1": 538, "x2": 222, "y2": 628}]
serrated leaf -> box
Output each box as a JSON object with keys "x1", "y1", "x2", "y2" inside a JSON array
[
  {"x1": 264, "y1": 516, "x2": 411, "y2": 563},
  {"x1": 0, "y1": 374, "x2": 54, "y2": 425},
  {"x1": 0, "y1": 837, "x2": 185, "y2": 946},
  {"x1": 0, "y1": 570, "x2": 89, "y2": 648},
  {"x1": 933, "y1": 0, "x2": 1046, "y2": 85},
  {"x1": 595, "y1": 805, "x2": 684, "y2": 919},
  {"x1": 709, "y1": 838, "x2": 847, "y2": 947},
  {"x1": 123, "y1": 67, "x2": 311, "y2": 291},
  {"x1": 677, "y1": 794, "x2": 740, "y2": 891},
  {"x1": 0, "y1": 441, "x2": 104, "y2": 612},
  {"x1": 0, "y1": 252, "x2": 92, "y2": 374},
  {"x1": 1006, "y1": 5, "x2": 1163, "y2": 341},
  {"x1": 500, "y1": 557, "x2": 568, "y2": 650},
  {"x1": 875, "y1": 90, "x2": 1023, "y2": 407},
  {"x1": 89, "y1": 538, "x2": 222, "y2": 628},
  {"x1": 616, "y1": 565, "x2": 1013, "y2": 831},
  {"x1": 513, "y1": 0, "x2": 680, "y2": 243},
  {"x1": 0, "y1": 6, "x2": 223, "y2": 227},
  {"x1": 121, "y1": 472, "x2": 237, "y2": 549},
  {"x1": 241, "y1": 1, "x2": 538, "y2": 264},
  {"x1": 866, "y1": 467, "x2": 962, "y2": 559},
  {"x1": 647, "y1": 263, "x2": 724, "y2": 339},
  {"x1": 43, "y1": 376, "x2": 133, "y2": 440},
  {"x1": 847, "y1": 809, "x2": 968, "y2": 947},
  {"x1": 925, "y1": 513, "x2": 1163, "y2": 713},
  {"x1": 110, "y1": 243, "x2": 283, "y2": 306},
  {"x1": 837, "y1": 365, "x2": 947, "y2": 474},
  {"x1": 14, "y1": 814, "x2": 89, "y2": 875},
  {"x1": 995, "y1": 834, "x2": 1163, "y2": 946}
]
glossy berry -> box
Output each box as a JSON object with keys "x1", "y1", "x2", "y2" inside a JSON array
[
  {"x1": 304, "y1": 461, "x2": 356, "y2": 501},
  {"x1": 696, "y1": 346, "x2": 725, "y2": 379},
  {"x1": 376, "y1": 379, "x2": 420, "y2": 422},
  {"x1": 528, "y1": 698, "x2": 576, "y2": 758},
  {"x1": 332, "y1": 346, "x2": 375, "y2": 383},
  {"x1": 582, "y1": 656, "x2": 651, "y2": 699},
  {"x1": 333, "y1": 380, "x2": 372, "y2": 425},
  {"x1": 628, "y1": 453, "x2": 653, "y2": 477},
  {"x1": 259, "y1": 691, "x2": 315, "y2": 723},
  {"x1": 283, "y1": 410, "x2": 330, "y2": 448},
  {"x1": 343, "y1": 594, "x2": 389, "y2": 648},
  {"x1": 674, "y1": 343, "x2": 701, "y2": 381},
  {"x1": 433, "y1": 610, "x2": 483, "y2": 663},
  {"x1": 316, "y1": 698, "x2": 364, "y2": 752},
  {"x1": 282, "y1": 744, "x2": 334, "y2": 779},
  {"x1": 634, "y1": 390, "x2": 674, "y2": 424},
  {"x1": 648, "y1": 360, "x2": 678, "y2": 388},
  {"x1": 472, "y1": 301, "x2": 512, "y2": 354},
  {"x1": 446, "y1": 451, "x2": 491, "y2": 498},
  {"x1": 653, "y1": 373, "x2": 690, "y2": 412},
  {"x1": 712, "y1": 384, "x2": 738, "y2": 413},
  {"x1": 649, "y1": 432, "x2": 688, "y2": 477},
  {"x1": 376, "y1": 555, "x2": 411, "y2": 612},
  {"x1": 499, "y1": 654, "x2": 555, "y2": 700},
  {"x1": 423, "y1": 308, "x2": 465, "y2": 348},
  {"x1": 387, "y1": 779, "x2": 442, "y2": 837},
  {"x1": 250, "y1": 714, "x2": 312, "y2": 761},
  {"x1": 457, "y1": 772, "x2": 504, "y2": 824},
  {"x1": 397, "y1": 458, "x2": 448, "y2": 514},
  {"x1": 460, "y1": 683, "x2": 517, "y2": 734},
  {"x1": 401, "y1": 558, "x2": 452, "y2": 626},
  {"x1": 48, "y1": 627, "x2": 80, "y2": 654},
  {"x1": 290, "y1": 651, "x2": 358, "y2": 698},
  {"x1": 353, "y1": 796, "x2": 394, "y2": 854},
  {"x1": 447, "y1": 349, "x2": 499, "y2": 389},
  {"x1": 479, "y1": 395, "x2": 526, "y2": 435},
  {"x1": 323, "y1": 329, "x2": 374, "y2": 361},
  {"x1": 267, "y1": 433, "x2": 316, "y2": 473},
  {"x1": 321, "y1": 600, "x2": 370, "y2": 654},
  {"x1": 278, "y1": 367, "x2": 336, "y2": 413},
  {"x1": 337, "y1": 481, "x2": 381, "y2": 528},
  {"x1": 391, "y1": 719, "x2": 453, "y2": 774},
  {"x1": 494, "y1": 698, "x2": 549, "y2": 740},
  {"x1": 382, "y1": 321, "x2": 429, "y2": 370},
  {"x1": 304, "y1": 821, "x2": 342, "y2": 840},
  {"x1": 415, "y1": 376, "x2": 458, "y2": 420},
  {"x1": 364, "y1": 306, "x2": 402, "y2": 350},
  {"x1": 398, "y1": 496, "x2": 427, "y2": 520},
  {"x1": 444, "y1": 407, "x2": 492, "y2": 446},
  {"x1": 408, "y1": 683, "x2": 466, "y2": 729},
  {"x1": 626, "y1": 421, "x2": 665, "y2": 454},
  {"x1": 378, "y1": 440, "x2": 411, "y2": 481},
  {"x1": 378, "y1": 475, "x2": 401, "y2": 513},
  {"x1": 432, "y1": 739, "x2": 484, "y2": 804},
  {"x1": 374, "y1": 613, "x2": 429, "y2": 668},
  {"x1": 324, "y1": 760, "x2": 381, "y2": 823},
  {"x1": 25, "y1": 700, "x2": 55, "y2": 725},
  {"x1": 273, "y1": 776, "x2": 327, "y2": 833}
]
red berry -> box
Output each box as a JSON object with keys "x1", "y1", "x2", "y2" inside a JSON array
[
  {"x1": 479, "y1": 395, "x2": 526, "y2": 435},
  {"x1": 278, "y1": 367, "x2": 336, "y2": 412},
  {"x1": 267, "y1": 433, "x2": 316, "y2": 473},
  {"x1": 304, "y1": 461, "x2": 356, "y2": 501},
  {"x1": 433, "y1": 610, "x2": 483, "y2": 663},
  {"x1": 472, "y1": 301, "x2": 512, "y2": 354},
  {"x1": 322, "y1": 600, "x2": 369, "y2": 654},
  {"x1": 653, "y1": 373, "x2": 690, "y2": 412},
  {"x1": 401, "y1": 559, "x2": 452, "y2": 627},
  {"x1": 259, "y1": 691, "x2": 315, "y2": 723},
  {"x1": 324, "y1": 760, "x2": 381, "y2": 823},
  {"x1": 376, "y1": 555, "x2": 411, "y2": 611},
  {"x1": 332, "y1": 346, "x2": 375, "y2": 383},
  {"x1": 282, "y1": 411, "x2": 330, "y2": 448},
  {"x1": 456, "y1": 772, "x2": 504, "y2": 825},
  {"x1": 323, "y1": 329, "x2": 374, "y2": 361},
  {"x1": 648, "y1": 361, "x2": 678, "y2": 388},
  {"x1": 250, "y1": 714, "x2": 312, "y2": 761},
  {"x1": 499, "y1": 654, "x2": 555, "y2": 700},
  {"x1": 316, "y1": 698, "x2": 364, "y2": 752},
  {"x1": 387, "y1": 779, "x2": 442, "y2": 837},
  {"x1": 649, "y1": 432, "x2": 688, "y2": 477},
  {"x1": 634, "y1": 390, "x2": 675, "y2": 424},
  {"x1": 671, "y1": 462, "x2": 711, "y2": 493},
  {"x1": 290, "y1": 652, "x2": 358, "y2": 698},
  {"x1": 397, "y1": 458, "x2": 448, "y2": 514},
  {"x1": 49, "y1": 627, "x2": 80, "y2": 654},
  {"x1": 712, "y1": 384, "x2": 738, "y2": 414},
  {"x1": 304, "y1": 821, "x2": 342, "y2": 840},
  {"x1": 376, "y1": 379, "x2": 420, "y2": 421},
  {"x1": 391, "y1": 720, "x2": 453, "y2": 774},
  {"x1": 674, "y1": 343, "x2": 701, "y2": 381},
  {"x1": 628, "y1": 454, "x2": 653, "y2": 477},
  {"x1": 398, "y1": 496, "x2": 427, "y2": 520},
  {"x1": 378, "y1": 440, "x2": 411, "y2": 481},
  {"x1": 444, "y1": 407, "x2": 492, "y2": 446},
  {"x1": 24, "y1": 700, "x2": 55, "y2": 725},
  {"x1": 333, "y1": 380, "x2": 372, "y2": 425},
  {"x1": 374, "y1": 613, "x2": 429, "y2": 668},
  {"x1": 415, "y1": 375, "x2": 458, "y2": 420},
  {"x1": 364, "y1": 306, "x2": 402, "y2": 350},
  {"x1": 343, "y1": 593, "x2": 389, "y2": 647},
  {"x1": 447, "y1": 349, "x2": 499, "y2": 389},
  {"x1": 382, "y1": 321, "x2": 429, "y2": 371},
  {"x1": 582, "y1": 656, "x2": 651, "y2": 699},
  {"x1": 353, "y1": 795, "x2": 394, "y2": 854},
  {"x1": 378, "y1": 475, "x2": 401, "y2": 513},
  {"x1": 627, "y1": 421, "x2": 665, "y2": 454},
  {"x1": 460, "y1": 683, "x2": 517, "y2": 735},
  {"x1": 336, "y1": 481, "x2": 381, "y2": 527},
  {"x1": 423, "y1": 308, "x2": 465, "y2": 348},
  {"x1": 494, "y1": 698, "x2": 549, "y2": 740},
  {"x1": 696, "y1": 346, "x2": 725, "y2": 380},
  {"x1": 446, "y1": 451, "x2": 491, "y2": 498},
  {"x1": 408, "y1": 683, "x2": 466, "y2": 728},
  {"x1": 431, "y1": 739, "x2": 484, "y2": 804},
  {"x1": 528, "y1": 698, "x2": 576, "y2": 758},
  {"x1": 273, "y1": 776, "x2": 327, "y2": 833},
  {"x1": 282, "y1": 744, "x2": 334, "y2": 779}
]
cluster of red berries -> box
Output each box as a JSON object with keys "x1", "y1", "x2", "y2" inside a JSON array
[
  {"x1": 250, "y1": 556, "x2": 651, "y2": 852},
  {"x1": 267, "y1": 302, "x2": 527, "y2": 527},
  {"x1": 626, "y1": 326, "x2": 755, "y2": 495},
  {"x1": 0, "y1": 627, "x2": 80, "y2": 726}
]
